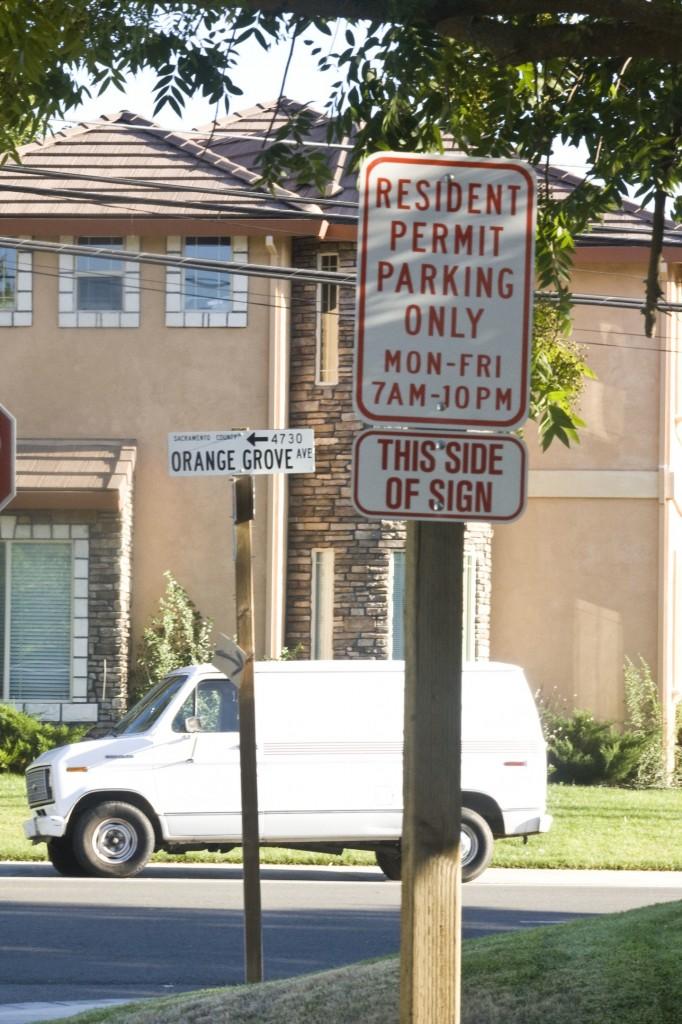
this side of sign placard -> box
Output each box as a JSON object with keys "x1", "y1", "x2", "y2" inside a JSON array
[{"x1": 352, "y1": 428, "x2": 528, "y2": 523}]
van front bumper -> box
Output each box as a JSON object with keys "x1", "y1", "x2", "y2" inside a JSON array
[{"x1": 23, "y1": 815, "x2": 67, "y2": 842}]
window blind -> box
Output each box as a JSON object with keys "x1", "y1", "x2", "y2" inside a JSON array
[{"x1": 9, "y1": 543, "x2": 72, "y2": 701}]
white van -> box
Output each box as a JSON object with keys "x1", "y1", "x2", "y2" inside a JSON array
[{"x1": 23, "y1": 660, "x2": 551, "y2": 881}]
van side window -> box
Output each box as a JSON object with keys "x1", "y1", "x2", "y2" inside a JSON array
[{"x1": 172, "y1": 679, "x2": 239, "y2": 733}]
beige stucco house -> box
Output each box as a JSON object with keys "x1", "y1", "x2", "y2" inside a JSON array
[{"x1": 2, "y1": 101, "x2": 682, "y2": 763}]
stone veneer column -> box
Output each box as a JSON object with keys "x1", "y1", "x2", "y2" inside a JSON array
[
  {"x1": 285, "y1": 238, "x2": 492, "y2": 660},
  {"x1": 87, "y1": 490, "x2": 134, "y2": 723}
]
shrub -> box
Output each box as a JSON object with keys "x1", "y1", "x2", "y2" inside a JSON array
[
  {"x1": 544, "y1": 708, "x2": 649, "y2": 786},
  {"x1": 623, "y1": 656, "x2": 666, "y2": 788},
  {"x1": 130, "y1": 571, "x2": 213, "y2": 704},
  {"x1": 0, "y1": 704, "x2": 86, "y2": 773},
  {"x1": 539, "y1": 657, "x2": 667, "y2": 787}
]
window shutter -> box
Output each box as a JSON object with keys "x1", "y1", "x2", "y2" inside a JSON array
[{"x1": 9, "y1": 543, "x2": 72, "y2": 701}]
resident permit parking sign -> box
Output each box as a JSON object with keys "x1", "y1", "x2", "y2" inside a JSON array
[
  {"x1": 352, "y1": 429, "x2": 527, "y2": 523},
  {"x1": 354, "y1": 153, "x2": 536, "y2": 430},
  {"x1": 168, "y1": 429, "x2": 315, "y2": 476}
]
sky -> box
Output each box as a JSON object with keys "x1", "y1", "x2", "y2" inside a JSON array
[
  {"x1": 55, "y1": 26, "x2": 589, "y2": 176},
  {"x1": 57, "y1": 31, "x2": 342, "y2": 132}
]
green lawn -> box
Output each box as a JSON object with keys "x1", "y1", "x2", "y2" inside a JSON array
[
  {"x1": 4, "y1": 772, "x2": 682, "y2": 870},
  {"x1": 30, "y1": 899, "x2": 682, "y2": 1024}
]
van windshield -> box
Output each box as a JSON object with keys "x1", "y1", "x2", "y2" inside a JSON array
[{"x1": 112, "y1": 674, "x2": 189, "y2": 736}]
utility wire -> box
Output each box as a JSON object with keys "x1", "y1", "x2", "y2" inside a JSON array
[
  {"x1": 0, "y1": 236, "x2": 355, "y2": 287},
  {"x1": 7, "y1": 163, "x2": 681, "y2": 232},
  {"x1": 0, "y1": 180, "x2": 359, "y2": 223},
  {"x1": 3, "y1": 237, "x2": 682, "y2": 312},
  {"x1": 15, "y1": 257, "x2": 682, "y2": 355},
  {"x1": 0, "y1": 162, "x2": 358, "y2": 211}
]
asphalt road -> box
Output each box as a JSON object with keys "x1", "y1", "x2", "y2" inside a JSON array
[{"x1": 2, "y1": 862, "x2": 682, "y2": 1006}]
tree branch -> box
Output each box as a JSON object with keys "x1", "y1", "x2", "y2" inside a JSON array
[
  {"x1": 230, "y1": 0, "x2": 682, "y2": 60},
  {"x1": 433, "y1": 16, "x2": 682, "y2": 61},
  {"x1": 644, "y1": 190, "x2": 666, "y2": 338}
]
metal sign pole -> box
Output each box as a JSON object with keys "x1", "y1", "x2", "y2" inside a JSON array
[
  {"x1": 400, "y1": 520, "x2": 464, "y2": 1023},
  {"x1": 233, "y1": 474, "x2": 263, "y2": 983}
]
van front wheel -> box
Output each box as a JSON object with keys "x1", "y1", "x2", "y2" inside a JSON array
[
  {"x1": 47, "y1": 836, "x2": 90, "y2": 877},
  {"x1": 73, "y1": 801, "x2": 155, "y2": 878}
]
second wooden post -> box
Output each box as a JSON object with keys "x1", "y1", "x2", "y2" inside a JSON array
[{"x1": 233, "y1": 474, "x2": 263, "y2": 983}]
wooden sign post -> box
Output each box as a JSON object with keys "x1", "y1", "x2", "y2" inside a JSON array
[
  {"x1": 353, "y1": 154, "x2": 535, "y2": 1023},
  {"x1": 400, "y1": 520, "x2": 463, "y2": 1023},
  {"x1": 233, "y1": 474, "x2": 263, "y2": 983},
  {"x1": 169, "y1": 429, "x2": 317, "y2": 985}
]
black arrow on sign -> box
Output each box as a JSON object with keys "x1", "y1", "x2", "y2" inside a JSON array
[{"x1": 246, "y1": 432, "x2": 269, "y2": 445}]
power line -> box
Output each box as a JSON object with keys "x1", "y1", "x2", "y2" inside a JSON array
[
  {"x1": 0, "y1": 236, "x2": 356, "y2": 287},
  {"x1": 0, "y1": 180, "x2": 358, "y2": 223},
  {"x1": 13, "y1": 256, "x2": 682, "y2": 355},
  {"x1": 5, "y1": 162, "x2": 682, "y2": 246},
  {"x1": 0, "y1": 162, "x2": 358, "y2": 212},
  {"x1": 3, "y1": 237, "x2": 682, "y2": 314}
]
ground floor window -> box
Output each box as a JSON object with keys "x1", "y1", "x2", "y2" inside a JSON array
[
  {"x1": 0, "y1": 541, "x2": 73, "y2": 701},
  {"x1": 390, "y1": 549, "x2": 478, "y2": 660},
  {"x1": 311, "y1": 548, "x2": 334, "y2": 659}
]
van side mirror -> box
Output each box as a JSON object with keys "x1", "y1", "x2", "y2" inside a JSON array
[{"x1": 185, "y1": 716, "x2": 201, "y2": 733}]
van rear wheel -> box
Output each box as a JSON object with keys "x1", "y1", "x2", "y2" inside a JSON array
[
  {"x1": 375, "y1": 809, "x2": 494, "y2": 883},
  {"x1": 375, "y1": 845, "x2": 402, "y2": 880},
  {"x1": 461, "y1": 808, "x2": 494, "y2": 882},
  {"x1": 73, "y1": 801, "x2": 155, "y2": 878}
]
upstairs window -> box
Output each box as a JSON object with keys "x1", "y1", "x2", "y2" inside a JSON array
[
  {"x1": 59, "y1": 236, "x2": 140, "y2": 328},
  {"x1": 0, "y1": 241, "x2": 32, "y2": 327},
  {"x1": 0, "y1": 247, "x2": 16, "y2": 310},
  {"x1": 75, "y1": 237, "x2": 124, "y2": 311},
  {"x1": 166, "y1": 235, "x2": 248, "y2": 327},
  {"x1": 183, "y1": 237, "x2": 232, "y2": 311}
]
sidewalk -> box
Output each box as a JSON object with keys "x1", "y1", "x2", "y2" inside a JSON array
[{"x1": 0, "y1": 1000, "x2": 138, "y2": 1024}]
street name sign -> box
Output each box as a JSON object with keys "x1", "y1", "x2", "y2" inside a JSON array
[
  {"x1": 0, "y1": 403, "x2": 16, "y2": 512},
  {"x1": 352, "y1": 429, "x2": 527, "y2": 523},
  {"x1": 354, "y1": 152, "x2": 536, "y2": 430},
  {"x1": 168, "y1": 429, "x2": 315, "y2": 476}
]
